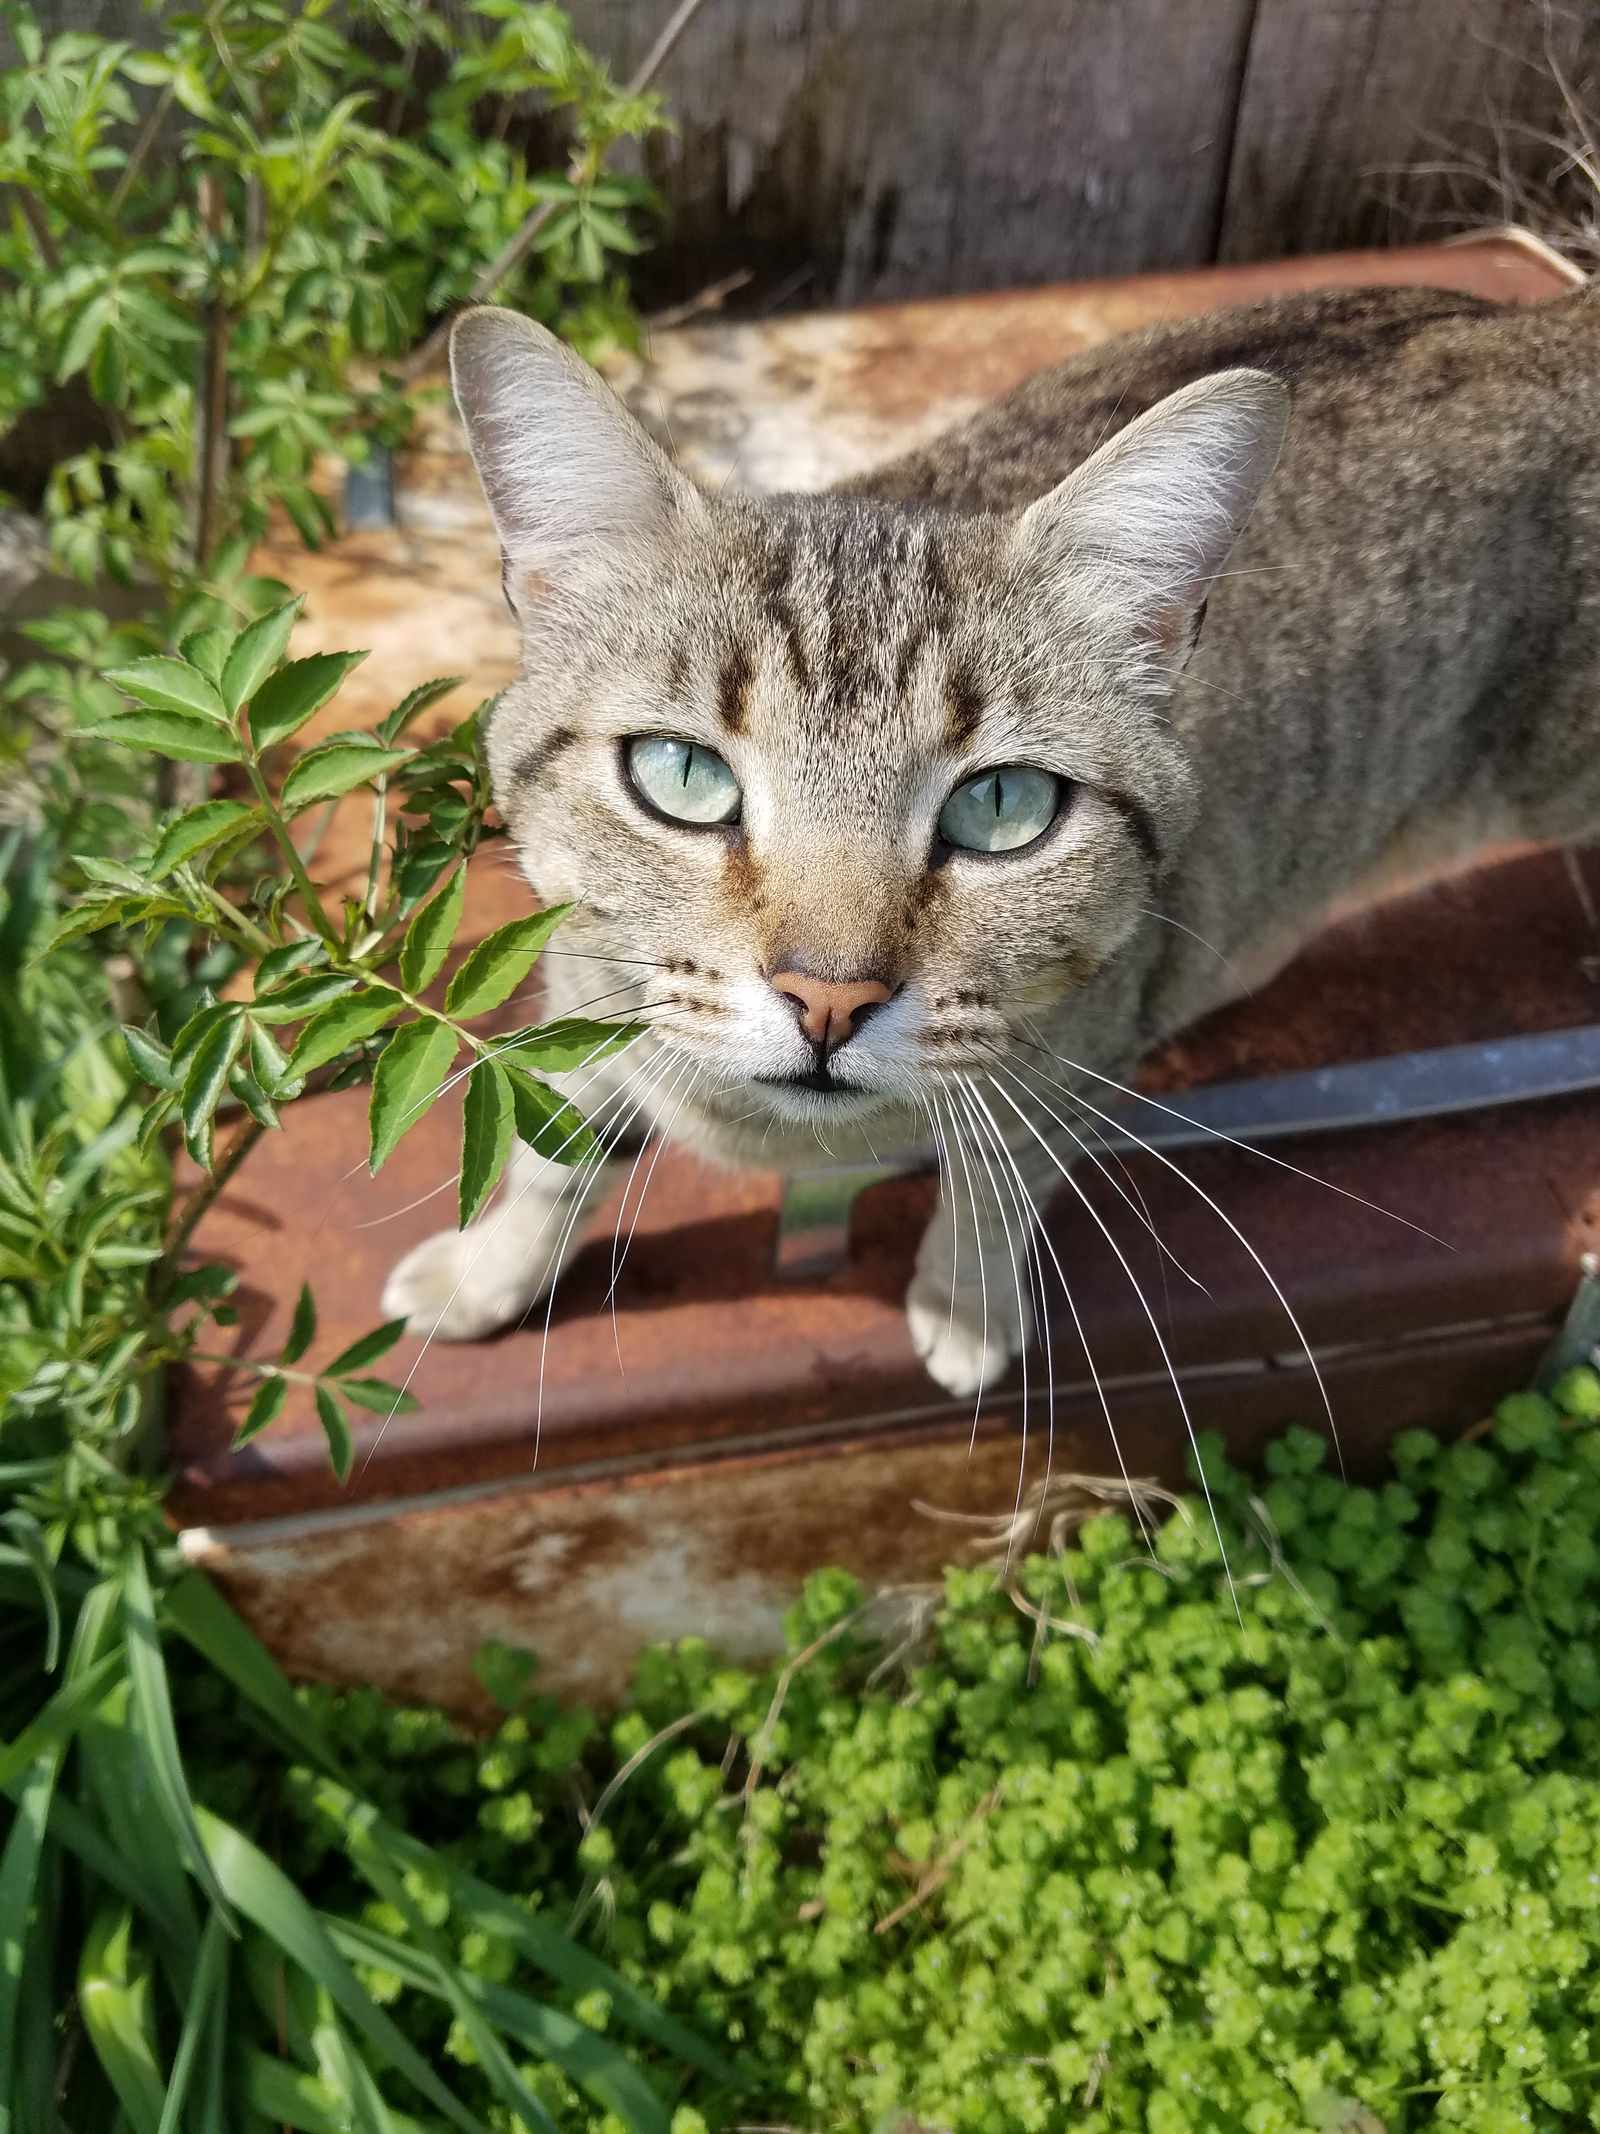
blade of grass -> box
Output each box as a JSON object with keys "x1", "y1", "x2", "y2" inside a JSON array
[
  {"x1": 195, "y1": 1808, "x2": 490, "y2": 2134},
  {"x1": 78, "y1": 1903, "x2": 165, "y2": 2134},
  {"x1": 330, "y1": 1918, "x2": 672, "y2": 2134},
  {"x1": 0, "y1": 1750, "x2": 61, "y2": 2112},
  {"x1": 156, "y1": 1908, "x2": 229, "y2": 2134},
  {"x1": 120, "y1": 1543, "x2": 236, "y2": 1928},
  {"x1": 162, "y1": 1568, "x2": 348, "y2": 1778},
  {"x1": 343, "y1": 1800, "x2": 737, "y2": 2080},
  {"x1": 337, "y1": 1808, "x2": 558, "y2": 2134}
]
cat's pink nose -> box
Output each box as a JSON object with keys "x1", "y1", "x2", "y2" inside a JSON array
[{"x1": 770, "y1": 971, "x2": 892, "y2": 1052}]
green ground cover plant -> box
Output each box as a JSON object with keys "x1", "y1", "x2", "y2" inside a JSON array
[{"x1": 199, "y1": 1374, "x2": 1600, "y2": 2134}]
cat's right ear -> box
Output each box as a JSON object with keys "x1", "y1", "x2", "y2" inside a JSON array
[{"x1": 449, "y1": 306, "x2": 702, "y2": 618}]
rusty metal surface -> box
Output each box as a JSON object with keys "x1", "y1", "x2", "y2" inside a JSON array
[
  {"x1": 181, "y1": 1317, "x2": 1554, "y2": 1719},
  {"x1": 169, "y1": 238, "x2": 1597, "y2": 1711}
]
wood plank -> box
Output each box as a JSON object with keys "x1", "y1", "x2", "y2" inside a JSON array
[
  {"x1": 571, "y1": 0, "x2": 1260, "y2": 305},
  {"x1": 1219, "y1": 0, "x2": 1600, "y2": 262}
]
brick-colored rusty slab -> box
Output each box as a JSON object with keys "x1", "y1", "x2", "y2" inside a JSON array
[{"x1": 181, "y1": 1317, "x2": 1553, "y2": 1719}]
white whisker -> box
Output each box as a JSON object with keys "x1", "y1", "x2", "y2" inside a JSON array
[{"x1": 982, "y1": 1071, "x2": 1242, "y2": 1616}]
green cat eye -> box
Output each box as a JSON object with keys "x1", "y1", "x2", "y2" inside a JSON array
[
  {"x1": 626, "y1": 736, "x2": 742, "y2": 826},
  {"x1": 938, "y1": 765, "x2": 1062, "y2": 854}
]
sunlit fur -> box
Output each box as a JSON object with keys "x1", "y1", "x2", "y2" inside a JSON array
[{"x1": 384, "y1": 284, "x2": 1600, "y2": 1402}]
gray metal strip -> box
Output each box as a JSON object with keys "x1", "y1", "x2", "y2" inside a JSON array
[{"x1": 773, "y1": 1023, "x2": 1600, "y2": 1278}]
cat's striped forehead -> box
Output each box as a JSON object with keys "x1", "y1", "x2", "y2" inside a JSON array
[{"x1": 668, "y1": 493, "x2": 1009, "y2": 759}]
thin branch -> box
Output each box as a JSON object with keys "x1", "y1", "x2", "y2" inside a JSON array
[
  {"x1": 398, "y1": 0, "x2": 719, "y2": 383},
  {"x1": 7, "y1": 184, "x2": 59, "y2": 273},
  {"x1": 110, "y1": 81, "x2": 175, "y2": 215},
  {"x1": 155, "y1": 1114, "x2": 266, "y2": 1292}
]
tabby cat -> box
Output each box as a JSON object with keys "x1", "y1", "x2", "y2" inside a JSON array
[{"x1": 384, "y1": 281, "x2": 1600, "y2": 1397}]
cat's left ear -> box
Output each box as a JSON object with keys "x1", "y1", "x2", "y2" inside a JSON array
[
  {"x1": 1014, "y1": 368, "x2": 1288, "y2": 667},
  {"x1": 450, "y1": 305, "x2": 704, "y2": 619}
]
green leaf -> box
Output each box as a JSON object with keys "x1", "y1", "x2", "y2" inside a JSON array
[
  {"x1": 281, "y1": 742, "x2": 412, "y2": 813},
  {"x1": 180, "y1": 1008, "x2": 247, "y2": 1170},
  {"x1": 250, "y1": 971, "x2": 359, "y2": 1023},
  {"x1": 179, "y1": 626, "x2": 233, "y2": 685},
  {"x1": 282, "y1": 1280, "x2": 318, "y2": 1365},
  {"x1": 1, "y1": 1511, "x2": 60, "y2": 1671},
  {"x1": 376, "y1": 674, "x2": 466, "y2": 746},
  {"x1": 81, "y1": 710, "x2": 243, "y2": 762},
  {"x1": 328, "y1": 1918, "x2": 670, "y2": 2134},
  {"x1": 444, "y1": 905, "x2": 572, "y2": 1019},
  {"x1": 154, "y1": 1907, "x2": 229, "y2": 2134},
  {"x1": 367, "y1": 1016, "x2": 458, "y2": 1173},
  {"x1": 220, "y1": 592, "x2": 305, "y2": 712},
  {"x1": 196, "y1": 1810, "x2": 487, "y2": 2133},
  {"x1": 0, "y1": 1754, "x2": 60, "y2": 2108},
  {"x1": 397, "y1": 865, "x2": 466, "y2": 994},
  {"x1": 148, "y1": 799, "x2": 259, "y2": 878},
  {"x1": 256, "y1": 938, "x2": 326, "y2": 990},
  {"x1": 336, "y1": 1802, "x2": 737, "y2": 2082},
  {"x1": 459, "y1": 1059, "x2": 514, "y2": 1226},
  {"x1": 336, "y1": 1377, "x2": 420, "y2": 1416},
  {"x1": 288, "y1": 985, "x2": 405, "y2": 1076},
  {"x1": 473, "y1": 1641, "x2": 538, "y2": 1709},
  {"x1": 502, "y1": 1017, "x2": 646, "y2": 1074},
  {"x1": 503, "y1": 1064, "x2": 594, "y2": 1168},
  {"x1": 316, "y1": 1383, "x2": 354, "y2": 1483},
  {"x1": 249, "y1": 650, "x2": 368, "y2": 752},
  {"x1": 324, "y1": 1319, "x2": 407, "y2": 1376},
  {"x1": 122, "y1": 1024, "x2": 178, "y2": 1090},
  {"x1": 78, "y1": 1905, "x2": 165, "y2": 2134},
  {"x1": 121, "y1": 1544, "x2": 236, "y2": 1925},
  {"x1": 233, "y1": 1373, "x2": 287, "y2": 1449},
  {"x1": 162, "y1": 1571, "x2": 345, "y2": 1780},
  {"x1": 104, "y1": 655, "x2": 229, "y2": 724}
]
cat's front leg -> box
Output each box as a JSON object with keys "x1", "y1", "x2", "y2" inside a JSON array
[
  {"x1": 381, "y1": 1137, "x2": 618, "y2": 1342},
  {"x1": 906, "y1": 1149, "x2": 1039, "y2": 1399}
]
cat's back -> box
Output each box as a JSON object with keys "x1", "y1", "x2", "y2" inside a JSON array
[{"x1": 846, "y1": 282, "x2": 1600, "y2": 517}]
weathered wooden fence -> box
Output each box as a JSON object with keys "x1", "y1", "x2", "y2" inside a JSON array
[
  {"x1": 573, "y1": 0, "x2": 1598, "y2": 307},
  {"x1": 13, "y1": 0, "x2": 1599, "y2": 308}
]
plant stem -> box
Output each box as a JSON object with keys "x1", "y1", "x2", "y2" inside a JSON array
[
  {"x1": 243, "y1": 762, "x2": 340, "y2": 948},
  {"x1": 110, "y1": 81, "x2": 174, "y2": 215},
  {"x1": 154, "y1": 1114, "x2": 266, "y2": 1294},
  {"x1": 8, "y1": 183, "x2": 59, "y2": 273},
  {"x1": 398, "y1": 0, "x2": 716, "y2": 382},
  {"x1": 193, "y1": 171, "x2": 233, "y2": 574}
]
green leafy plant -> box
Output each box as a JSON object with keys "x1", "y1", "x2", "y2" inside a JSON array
[
  {"x1": 0, "y1": 819, "x2": 712, "y2": 2129},
  {"x1": 211, "y1": 1372, "x2": 1600, "y2": 2134},
  {"x1": 46, "y1": 607, "x2": 641, "y2": 1475},
  {"x1": 0, "y1": 0, "x2": 663, "y2": 593},
  {"x1": 0, "y1": 0, "x2": 667, "y2": 849}
]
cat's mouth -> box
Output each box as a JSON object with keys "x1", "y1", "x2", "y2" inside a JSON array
[{"x1": 754, "y1": 1069, "x2": 857, "y2": 1097}]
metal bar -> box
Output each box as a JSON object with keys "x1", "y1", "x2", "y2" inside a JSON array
[{"x1": 773, "y1": 1023, "x2": 1600, "y2": 1279}]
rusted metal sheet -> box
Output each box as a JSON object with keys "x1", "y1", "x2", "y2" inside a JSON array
[
  {"x1": 182, "y1": 1319, "x2": 1556, "y2": 1721},
  {"x1": 173, "y1": 240, "x2": 1598, "y2": 1713}
]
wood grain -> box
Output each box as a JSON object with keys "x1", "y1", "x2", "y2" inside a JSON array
[{"x1": 1219, "y1": 0, "x2": 1600, "y2": 262}]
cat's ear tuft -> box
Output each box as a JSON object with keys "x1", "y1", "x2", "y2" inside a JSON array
[
  {"x1": 449, "y1": 305, "x2": 702, "y2": 616},
  {"x1": 1015, "y1": 368, "x2": 1288, "y2": 666}
]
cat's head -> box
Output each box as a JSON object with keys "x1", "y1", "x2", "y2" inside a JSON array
[{"x1": 451, "y1": 306, "x2": 1285, "y2": 1141}]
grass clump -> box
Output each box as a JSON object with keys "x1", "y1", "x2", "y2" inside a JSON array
[{"x1": 225, "y1": 1368, "x2": 1600, "y2": 2134}]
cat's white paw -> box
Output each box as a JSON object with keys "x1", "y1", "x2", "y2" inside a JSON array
[
  {"x1": 905, "y1": 1275, "x2": 1030, "y2": 1399},
  {"x1": 381, "y1": 1228, "x2": 546, "y2": 1343}
]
